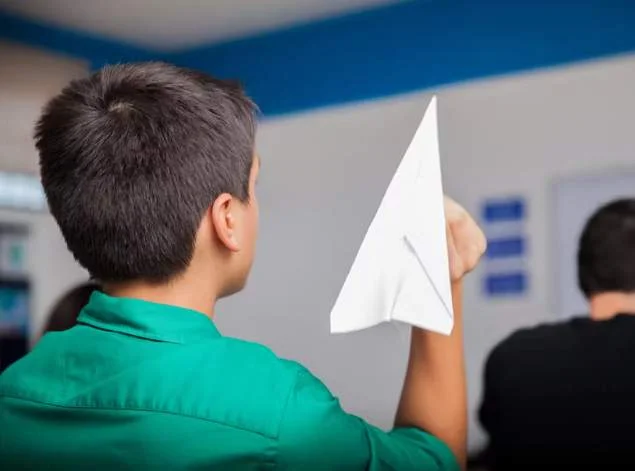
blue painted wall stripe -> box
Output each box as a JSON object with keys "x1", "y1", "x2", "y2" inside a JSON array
[
  {"x1": 2, "y1": 1, "x2": 635, "y2": 115},
  {"x1": 483, "y1": 198, "x2": 526, "y2": 222},
  {"x1": 484, "y1": 272, "x2": 527, "y2": 296},
  {"x1": 485, "y1": 236, "x2": 526, "y2": 259}
]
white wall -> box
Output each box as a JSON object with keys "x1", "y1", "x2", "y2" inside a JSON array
[
  {"x1": 216, "y1": 52, "x2": 635, "y2": 452},
  {"x1": 4, "y1": 39, "x2": 635, "y2": 453},
  {"x1": 441, "y1": 53, "x2": 635, "y2": 450},
  {"x1": 0, "y1": 42, "x2": 89, "y2": 337}
]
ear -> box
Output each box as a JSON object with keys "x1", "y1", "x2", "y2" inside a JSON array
[{"x1": 211, "y1": 193, "x2": 241, "y2": 252}]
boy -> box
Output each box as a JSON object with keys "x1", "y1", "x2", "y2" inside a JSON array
[{"x1": 0, "y1": 63, "x2": 485, "y2": 470}]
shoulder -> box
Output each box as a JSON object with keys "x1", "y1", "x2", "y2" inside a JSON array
[
  {"x1": 189, "y1": 341, "x2": 347, "y2": 442},
  {"x1": 137, "y1": 337, "x2": 304, "y2": 438},
  {"x1": 491, "y1": 318, "x2": 586, "y2": 359},
  {"x1": 485, "y1": 318, "x2": 592, "y2": 378},
  {"x1": 205, "y1": 338, "x2": 328, "y2": 402},
  {"x1": 194, "y1": 335, "x2": 303, "y2": 393},
  {"x1": 211, "y1": 337, "x2": 328, "y2": 395},
  {"x1": 213, "y1": 335, "x2": 297, "y2": 370},
  {"x1": 277, "y1": 359, "x2": 334, "y2": 400}
]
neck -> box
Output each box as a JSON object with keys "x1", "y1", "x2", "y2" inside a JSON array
[
  {"x1": 589, "y1": 291, "x2": 635, "y2": 321},
  {"x1": 105, "y1": 272, "x2": 218, "y2": 318}
]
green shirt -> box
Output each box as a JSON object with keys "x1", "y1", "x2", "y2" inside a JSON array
[{"x1": 0, "y1": 292, "x2": 458, "y2": 470}]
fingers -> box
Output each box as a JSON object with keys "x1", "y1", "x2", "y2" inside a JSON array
[
  {"x1": 444, "y1": 195, "x2": 487, "y2": 281},
  {"x1": 446, "y1": 223, "x2": 463, "y2": 282},
  {"x1": 460, "y1": 211, "x2": 487, "y2": 264},
  {"x1": 443, "y1": 195, "x2": 465, "y2": 221}
]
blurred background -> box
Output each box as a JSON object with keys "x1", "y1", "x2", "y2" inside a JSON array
[{"x1": 0, "y1": 0, "x2": 634, "y2": 457}]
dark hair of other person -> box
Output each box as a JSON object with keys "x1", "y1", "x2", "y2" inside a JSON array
[
  {"x1": 43, "y1": 283, "x2": 99, "y2": 334},
  {"x1": 35, "y1": 62, "x2": 257, "y2": 284},
  {"x1": 578, "y1": 198, "x2": 635, "y2": 298}
]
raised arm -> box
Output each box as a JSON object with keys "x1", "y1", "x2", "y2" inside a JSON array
[
  {"x1": 396, "y1": 197, "x2": 486, "y2": 469},
  {"x1": 277, "y1": 197, "x2": 486, "y2": 471}
]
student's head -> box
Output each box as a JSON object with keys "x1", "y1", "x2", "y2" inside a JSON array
[
  {"x1": 36, "y1": 63, "x2": 259, "y2": 298},
  {"x1": 43, "y1": 283, "x2": 99, "y2": 335},
  {"x1": 578, "y1": 198, "x2": 635, "y2": 299}
]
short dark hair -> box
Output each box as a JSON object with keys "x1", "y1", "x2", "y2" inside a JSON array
[
  {"x1": 43, "y1": 282, "x2": 99, "y2": 336},
  {"x1": 578, "y1": 198, "x2": 635, "y2": 297},
  {"x1": 36, "y1": 62, "x2": 257, "y2": 283}
]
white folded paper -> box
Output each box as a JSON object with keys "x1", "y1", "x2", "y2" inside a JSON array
[{"x1": 330, "y1": 96, "x2": 453, "y2": 335}]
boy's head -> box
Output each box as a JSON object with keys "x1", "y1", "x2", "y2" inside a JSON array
[
  {"x1": 578, "y1": 198, "x2": 635, "y2": 299},
  {"x1": 36, "y1": 62, "x2": 259, "y2": 297}
]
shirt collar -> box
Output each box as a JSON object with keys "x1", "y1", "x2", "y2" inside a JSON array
[{"x1": 78, "y1": 291, "x2": 220, "y2": 344}]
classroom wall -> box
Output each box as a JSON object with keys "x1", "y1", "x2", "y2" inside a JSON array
[
  {"x1": 3, "y1": 35, "x2": 635, "y2": 452},
  {"x1": 0, "y1": 42, "x2": 89, "y2": 337},
  {"x1": 215, "y1": 52, "x2": 635, "y2": 451}
]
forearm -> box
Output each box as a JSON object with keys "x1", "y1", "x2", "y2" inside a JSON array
[{"x1": 395, "y1": 282, "x2": 467, "y2": 469}]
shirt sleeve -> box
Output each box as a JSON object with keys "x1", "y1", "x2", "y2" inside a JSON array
[{"x1": 276, "y1": 364, "x2": 460, "y2": 471}]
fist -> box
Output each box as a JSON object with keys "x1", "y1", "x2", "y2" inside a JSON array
[{"x1": 445, "y1": 196, "x2": 487, "y2": 282}]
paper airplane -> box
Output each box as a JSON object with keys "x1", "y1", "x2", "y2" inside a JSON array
[{"x1": 330, "y1": 96, "x2": 453, "y2": 335}]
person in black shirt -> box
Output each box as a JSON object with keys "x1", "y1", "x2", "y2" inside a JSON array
[{"x1": 479, "y1": 198, "x2": 635, "y2": 470}]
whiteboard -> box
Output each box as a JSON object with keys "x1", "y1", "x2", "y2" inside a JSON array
[{"x1": 552, "y1": 170, "x2": 635, "y2": 319}]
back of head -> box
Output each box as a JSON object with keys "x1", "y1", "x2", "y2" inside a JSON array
[
  {"x1": 36, "y1": 62, "x2": 257, "y2": 284},
  {"x1": 578, "y1": 198, "x2": 635, "y2": 298}
]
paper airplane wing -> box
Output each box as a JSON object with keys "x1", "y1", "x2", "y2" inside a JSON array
[{"x1": 330, "y1": 96, "x2": 454, "y2": 335}]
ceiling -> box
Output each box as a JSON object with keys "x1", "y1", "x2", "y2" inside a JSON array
[{"x1": 0, "y1": 0, "x2": 403, "y2": 51}]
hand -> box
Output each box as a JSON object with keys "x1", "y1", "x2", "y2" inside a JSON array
[{"x1": 445, "y1": 196, "x2": 486, "y2": 282}]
